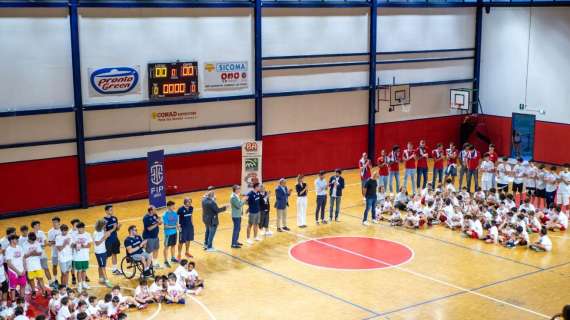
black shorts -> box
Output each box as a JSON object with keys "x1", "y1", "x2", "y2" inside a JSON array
[
  {"x1": 526, "y1": 187, "x2": 535, "y2": 195},
  {"x1": 165, "y1": 234, "x2": 177, "y2": 247},
  {"x1": 497, "y1": 183, "x2": 509, "y2": 193},
  {"x1": 179, "y1": 226, "x2": 194, "y2": 243},
  {"x1": 535, "y1": 188, "x2": 546, "y2": 198},
  {"x1": 513, "y1": 183, "x2": 524, "y2": 193},
  {"x1": 0, "y1": 280, "x2": 8, "y2": 294},
  {"x1": 259, "y1": 212, "x2": 269, "y2": 228},
  {"x1": 105, "y1": 237, "x2": 120, "y2": 255}
]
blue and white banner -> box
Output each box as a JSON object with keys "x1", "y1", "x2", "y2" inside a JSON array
[
  {"x1": 88, "y1": 66, "x2": 141, "y2": 97},
  {"x1": 147, "y1": 150, "x2": 166, "y2": 208},
  {"x1": 203, "y1": 61, "x2": 248, "y2": 91}
]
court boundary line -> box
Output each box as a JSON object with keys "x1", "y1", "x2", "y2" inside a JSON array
[
  {"x1": 288, "y1": 236, "x2": 415, "y2": 272},
  {"x1": 192, "y1": 241, "x2": 381, "y2": 317},
  {"x1": 284, "y1": 230, "x2": 552, "y2": 319},
  {"x1": 361, "y1": 260, "x2": 570, "y2": 319}
]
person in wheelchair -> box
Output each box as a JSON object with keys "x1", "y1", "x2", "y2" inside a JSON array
[{"x1": 124, "y1": 225, "x2": 153, "y2": 277}]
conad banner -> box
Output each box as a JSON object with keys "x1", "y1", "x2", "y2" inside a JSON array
[
  {"x1": 150, "y1": 109, "x2": 198, "y2": 131},
  {"x1": 203, "y1": 61, "x2": 248, "y2": 91},
  {"x1": 147, "y1": 150, "x2": 166, "y2": 208},
  {"x1": 241, "y1": 141, "x2": 262, "y2": 193}
]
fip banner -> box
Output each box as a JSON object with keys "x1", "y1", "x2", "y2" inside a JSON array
[
  {"x1": 241, "y1": 141, "x2": 262, "y2": 193},
  {"x1": 147, "y1": 150, "x2": 166, "y2": 208}
]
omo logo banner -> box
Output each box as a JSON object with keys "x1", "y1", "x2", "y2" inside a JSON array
[
  {"x1": 204, "y1": 61, "x2": 248, "y2": 91},
  {"x1": 147, "y1": 150, "x2": 166, "y2": 208}
]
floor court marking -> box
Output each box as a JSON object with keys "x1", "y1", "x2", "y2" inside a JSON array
[
  {"x1": 285, "y1": 230, "x2": 552, "y2": 319},
  {"x1": 188, "y1": 295, "x2": 217, "y2": 320},
  {"x1": 193, "y1": 240, "x2": 381, "y2": 317}
]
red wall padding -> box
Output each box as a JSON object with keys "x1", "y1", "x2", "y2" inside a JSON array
[
  {"x1": 375, "y1": 116, "x2": 464, "y2": 157},
  {"x1": 263, "y1": 126, "x2": 368, "y2": 180},
  {"x1": 481, "y1": 115, "x2": 570, "y2": 165},
  {"x1": 0, "y1": 156, "x2": 80, "y2": 215},
  {"x1": 86, "y1": 148, "x2": 241, "y2": 206}
]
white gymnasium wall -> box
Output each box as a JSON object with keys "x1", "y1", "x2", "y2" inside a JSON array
[
  {"x1": 0, "y1": 143, "x2": 76, "y2": 164},
  {"x1": 480, "y1": 7, "x2": 570, "y2": 123},
  {"x1": 262, "y1": 8, "x2": 369, "y2": 93},
  {"x1": 79, "y1": 8, "x2": 253, "y2": 105},
  {"x1": 376, "y1": 8, "x2": 475, "y2": 121},
  {"x1": 85, "y1": 125, "x2": 254, "y2": 163},
  {"x1": 262, "y1": 91, "x2": 368, "y2": 135},
  {"x1": 377, "y1": 8, "x2": 475, "y2": 52},
  {"x1": 479, "y1": 8, "x2": 530, "y2": 118},
  {"x1": 0, "y1": 9, "x2": 73, "y2": 111},
  {"x1": 84, "y1": 99, "x2": 254, "y2": 137}
]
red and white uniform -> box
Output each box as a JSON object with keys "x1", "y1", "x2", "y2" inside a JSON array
[
  {"x1": 377, "y1": 155, "x2": 389, "y2": 177},
  {"x1": 467, "y1": 150, "x2": 479, "y2": 171},
  {"x1": 432, "y1": 148, "x2": 444, "y2": 170},
  {"x1": 403, "y1": 149, "x2": 416, "y2": 169},
  {"x1": 359, "y1": 158, "x2": 371, "y2": 181},
  {"x1": 446, "y1": 147, "x2": 458, "y2": 167},
  {"x1": 488, "y1": 151, "x2": 498, "y2": 163},
  {"x1": 388, "y1": 151, "x2": 400, "y2": 172},
  {"x1": 416, "y1": 147, "x2": 429, "y2": 169}
]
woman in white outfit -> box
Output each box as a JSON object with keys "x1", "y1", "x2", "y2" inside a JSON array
[{"x1": 295, "y1": 175, "x2": 308, "y2": 228}]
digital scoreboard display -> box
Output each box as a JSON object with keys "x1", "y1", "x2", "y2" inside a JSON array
[{"x1": 148, "y1": 62, "x2": 198, "y2": 100}]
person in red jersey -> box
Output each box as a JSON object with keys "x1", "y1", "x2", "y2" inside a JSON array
[
  {"x1": 466, "y1": 144, "x2": 480, "y2": 192},
  {"x1": 432, "y1": 143, "x2": 445, "y2": 187},
  {"x1": 388, "y1": 145, "x2": 401, "y2": 194},
  {"x1": 402, "y1": 142, "x2": 417, "y2": 195},
  {"x1": 445, "y1": 142, "x2": 458, "y2": 184},
  {"x1": 416, "y1": 140, "x2": 429, "y2": 190},
  {"x1": 358, "y1": 153, "x2": 372, "y2": 188},
  {"x1": 377, "y1": 149, "x2": 389, "y2": 191}
]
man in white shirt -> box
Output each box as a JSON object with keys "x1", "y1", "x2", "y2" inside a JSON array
[
  {"x1": 512, "y1": 158, "x2": 526, "y2": 205},
  {"x1": 5, "y1": 235, "x2": 26, "y2": 301},
  {"x1": 496, "y1": 157, "x2": 512, "y2": 193},
  {"x1": 55, "y1": 224, "x2": 73, "y2": 287},
  {"x1": 524, "y1": 162, "x2": 537, "y2": 204},
  {"x1": 545, "y1": 166, "x2": 559, "y2": 208},
  {"x1": 23, "y1": 232, "x2": 47, "y2": 297},
  {"x1": 314, "y1": 171, "x2": 328, "y2": 225},
  {"x1": 479, "y1": 153, "x2": 494, "y2": 192},
  {"x1": 47, "y1": 217, "x2": 62, "y2": 286},
  {"x1": 72, "y1": 222, "x2": 92, "y2": 292}
]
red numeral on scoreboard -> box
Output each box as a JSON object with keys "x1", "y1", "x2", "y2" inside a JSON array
[
  {"x1": 162, "y1": 83, "x2": 186, "y2": 95},
  {"x1": 182, "y1": 65, "x2": 194, "y2": 77},
  {"x1": 171, "y1": 68, "x2": 177, "y2": 78},
  {"x1": 191, "y1": 83, "x2": 196, "y2": 93}
]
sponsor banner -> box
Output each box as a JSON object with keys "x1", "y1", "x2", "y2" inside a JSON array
[
  {"x1": 147, "y1": 150, "x2": 166, "y2": 208},
  {"x1": 241, "y1": 141, "x2": 262, "y2": 193},
  {"x1": 204, "y1": 61, "x2": 248, "y2": 91},
  {"x1": 149, "y1": 109, "x2": 198, "y2": 131},
  {"x1": 88, "y1": 66, "x2": 141, "y2": 97}
]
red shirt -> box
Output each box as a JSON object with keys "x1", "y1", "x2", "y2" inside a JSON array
[
  {"x1": 446, "y1": 147, "x2": 458, "y2": 166},
  {"x1": 432, "y1": 148, "x2": 444, "y2": 169},
  {"x1": 467, "y1": 150, "x2": 480, "y2": 170},
  {"x1": 403, "y1": 149, "x2": 416, "y2": 169},
  {"x1": 377, "y1": 156, "x2": 389, "y2": 176},
  {"x1": 488, "y1": 151, "x2": 498, "y2": 163},
  {"x1": 359, "y1": 158, "x2": 371, "y2": 181},
  {"x1": 388, "y1": 151, "x2": 400, "y2": 172},
  {"x1": 416, "y1": 147, "x2": 429, "y2": 169}
]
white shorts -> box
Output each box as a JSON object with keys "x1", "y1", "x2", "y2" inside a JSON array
[
  {"x1": 481, "y1": 179, "x2": 493, "y2": 192},
  {"x1": 556, "y1": 192, "x2": 569, "y2": 206}
]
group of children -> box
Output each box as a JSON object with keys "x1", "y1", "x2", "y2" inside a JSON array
[
  {"x1": 371, "y1": 179, "x2": 567, "y2": 252},
  {"x1": 0, "y1": 209, "x2": 205, "y2": 320}
]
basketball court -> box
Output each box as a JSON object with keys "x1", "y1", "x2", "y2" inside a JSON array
[{"x1": 1, "y1": 2, "x2": 570, "y2": 320}]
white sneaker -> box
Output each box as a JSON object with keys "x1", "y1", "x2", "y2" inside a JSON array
[
  {"x1": 205, "y1": 248, "x2": 216, "y2": 252},
  {"x1": 372, "y1": 219, "x2": 379, "y2": 224},
  {"x1": 255, "y1": 236, "x2": 262, "y2": 241},
  {"x1": 362, "y1": 221, "x2": 370, "y2": 226},
  {"x1": 246, "y1": 238, "x2": 254, "y2": 245},
  {"x1": 77, "y1": 283, "x2": 83, "y2": 292},
  {"x1": 265, "y1": 230, "x2": 273, "y2": 236},
  {"x1": 82, "y1": 282, "x2": 90, "y2": 290}
]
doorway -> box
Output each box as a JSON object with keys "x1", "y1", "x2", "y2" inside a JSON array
[{"x1": 511, "y1": 113, "x2": 535, "y2": 160}]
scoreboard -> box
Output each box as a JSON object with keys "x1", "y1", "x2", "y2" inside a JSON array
[{"x1": 148, "y1": 62, "x2": 198, "y2": 100}]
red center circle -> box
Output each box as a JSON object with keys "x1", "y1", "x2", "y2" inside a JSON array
[{"x1": 289, "y1": 236, "x2": 414, "y2": 270}]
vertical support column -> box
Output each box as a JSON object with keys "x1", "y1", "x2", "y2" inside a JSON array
[
  {"x1": 472, "y1": 3, "x2": 483, "y2": 114},
  {"x1": 368, "y1": 0, "x2": 378, "y2": 162},
  {"x1": 254, "y1": 0, "x2": 263, "y2": 141},
  {"x1": 69, "y1": 0, "x2": 88, "y2": 208}
]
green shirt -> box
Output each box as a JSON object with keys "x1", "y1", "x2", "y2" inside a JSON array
[{"x1": 230, "y1": 193, "x2": 244, "y2": 218}]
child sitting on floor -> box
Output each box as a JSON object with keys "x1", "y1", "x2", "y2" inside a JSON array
[
  {"x1": 165, "y1": 273, "x2": 185, "y2": 305},
  {"x1": 135, "y1": 279, "x2": 156, "y2": 305},
  {"x1": 530, "y1": 227, "x2": 553, "y2": 252}
]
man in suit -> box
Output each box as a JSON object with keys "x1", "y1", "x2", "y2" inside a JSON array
[
  {"x1": 201, "y1": 186, "x2": 227, "y2": 252},
  {"x1": 275, "y1": 178, "x2": 291, "y2": 232},
  {"x1": 329, "y1": 169, "x2": 345, "y2": 222}
]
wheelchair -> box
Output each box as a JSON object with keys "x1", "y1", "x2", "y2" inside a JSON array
[{"x1": 120, "y1": 255, "x2": 155, "y2": 279}]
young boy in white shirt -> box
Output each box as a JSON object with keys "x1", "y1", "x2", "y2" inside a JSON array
[
  {"x1": 47, "y1": 217, "x2": 62, "y2": 288},
  {"x1": 55, "y1": 224, "x2": 73, "y2": 287},
  {"x1": 5, "y1": 235, "x2": 26, "y2": 302},
  {"x1": 530, "y1": 227, "x2": 552, "y2": 252},
  {"x1": 57, "y1": 296, "x2": 72, "y2": 320},
  {"x1": 72, "y1": 222, "x2": 92, "y2": 292},
  {"x1": 479, "y1": 153, "x2": 495, "y2": 192},
  {"x1": 23, "y1": 232, "x2": 47, "y2": 298},
  {"x1": 165, "y1": 274, "x2": 185, "y2": 305},
  {"x1": 30, "y1": 221, "x2": 55, "y2": 289}
]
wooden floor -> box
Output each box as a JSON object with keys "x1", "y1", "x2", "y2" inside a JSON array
[{"x1": 3, "y1": 166, "x2": 570, "y2": 320}]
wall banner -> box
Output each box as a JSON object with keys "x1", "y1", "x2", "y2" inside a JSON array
[
  {"x1": 88, "y1": 66, "x2": 141, "y2": 97},
  {"x1": 147, "y1": 149, "x2": 166, "y2": 208},
  {"x1": 241, "y1": 141, "x2": 262, "y2": 193},
  {"x1": 203, "y1": 61, "x2": 248, "y2": 91}
]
